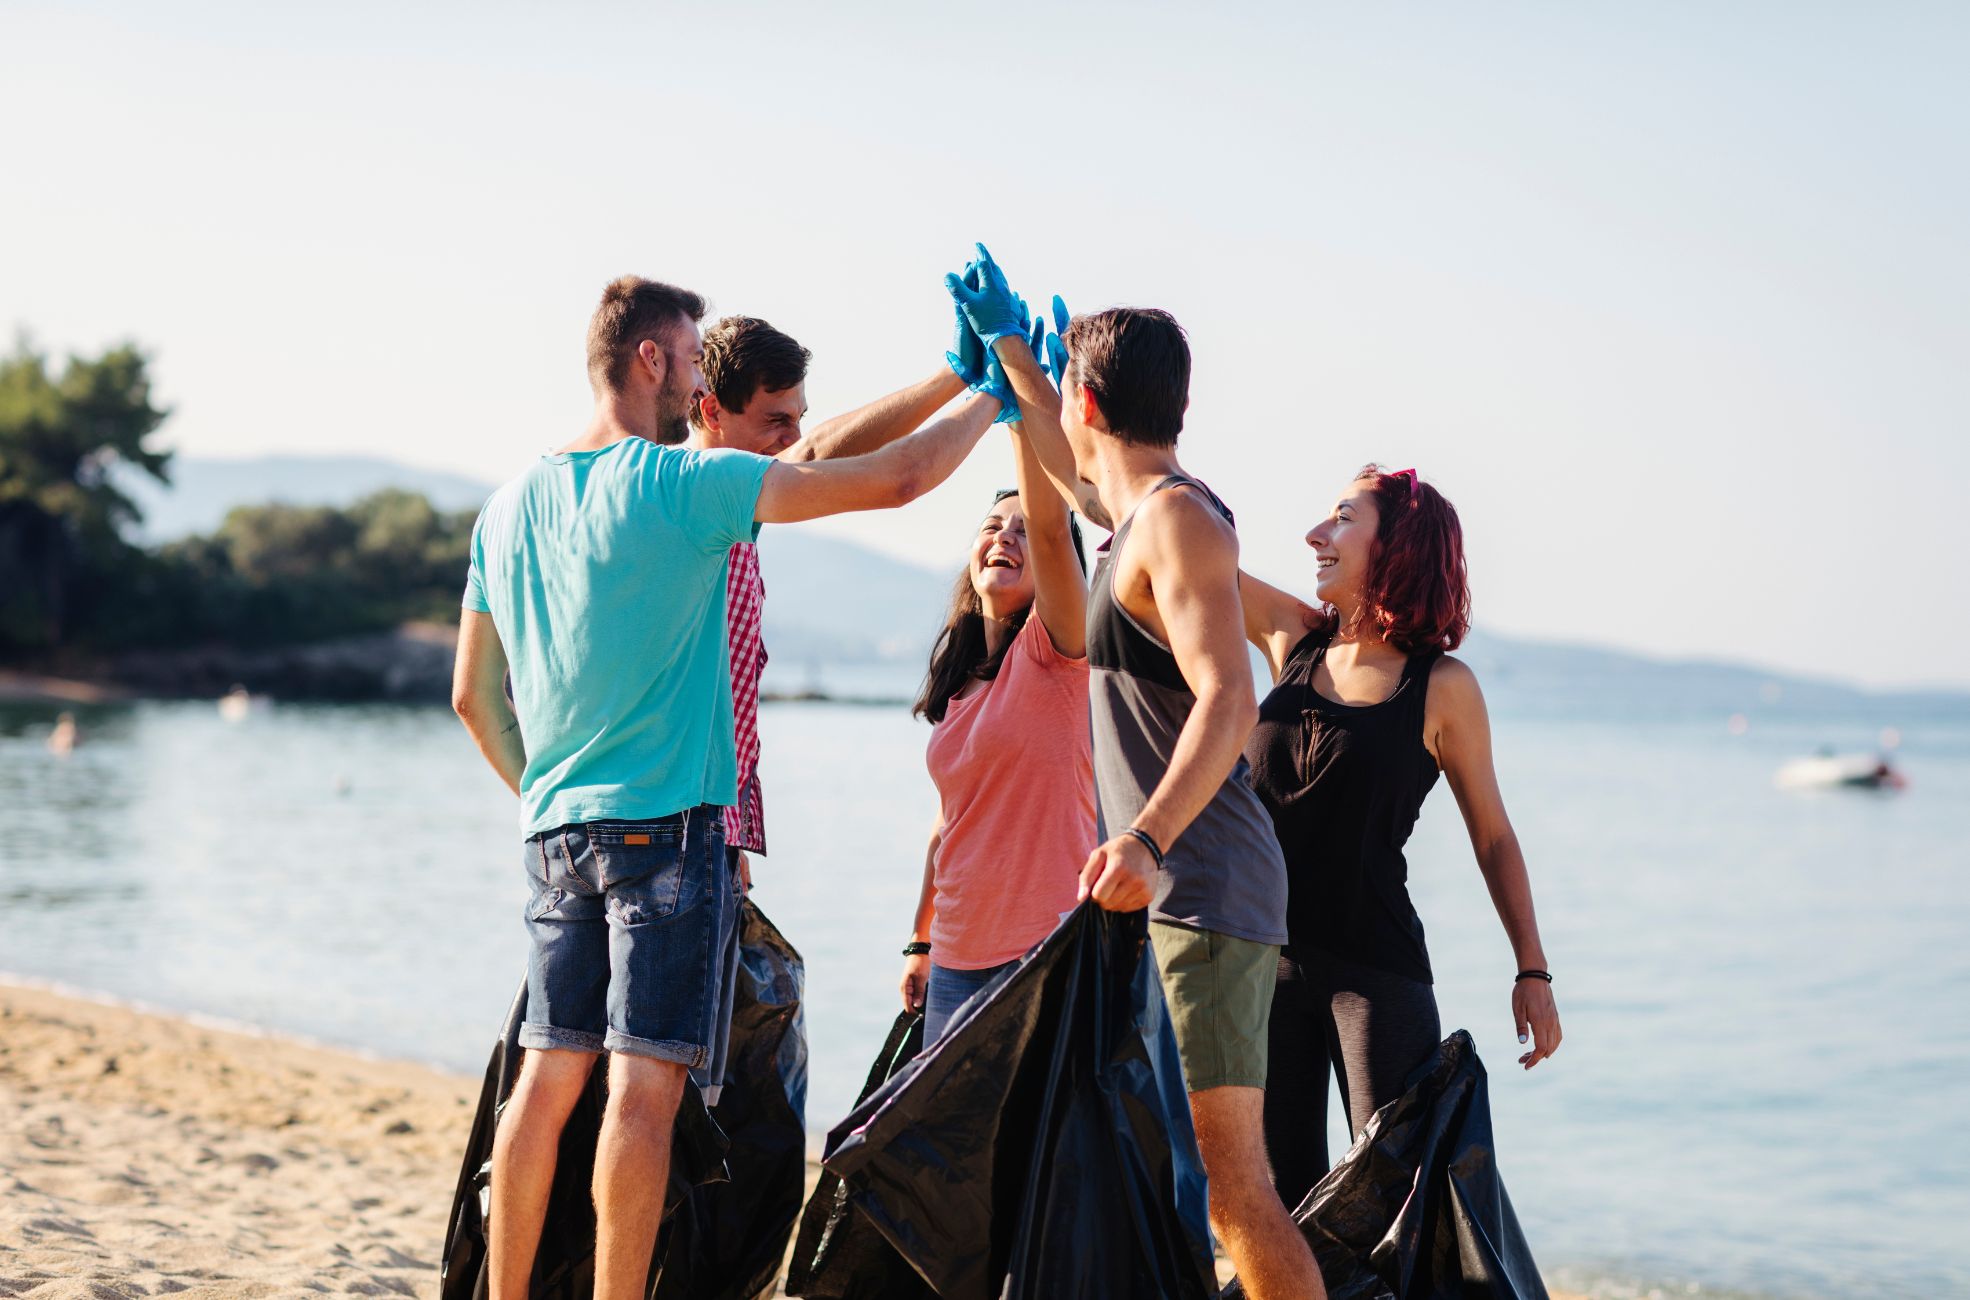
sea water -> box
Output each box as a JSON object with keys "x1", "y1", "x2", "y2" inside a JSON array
[{"x1": 2, "y1": 692, "x2": 1966, "y2": 1298}]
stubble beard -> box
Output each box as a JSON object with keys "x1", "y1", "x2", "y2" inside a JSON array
[{"x1": 652, "y1": 380, "x2": 693, "y2": 446}]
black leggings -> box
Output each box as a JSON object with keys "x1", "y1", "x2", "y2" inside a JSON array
[{"x1": 1264, "y1": 948, "x2": 1443, "y2": 1214}]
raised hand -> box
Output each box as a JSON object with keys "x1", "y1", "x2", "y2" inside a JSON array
[
  {"x1": 943, "y1": 241, "x2": 1029, "y2": 345},
  {"x1": 945, "y1": 262, "x2": 987, "y2": 386},
  {"x1": 1042, "y1": 294, "x2": 1071, "y2": 389},
  {"x1": 978, "y1": 350, "x2": 1022, "y2": 424}
]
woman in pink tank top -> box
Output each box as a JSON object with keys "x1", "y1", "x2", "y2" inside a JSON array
[{"x1": 901, "y1": 429, "x2": 1097, "y2": 1042}]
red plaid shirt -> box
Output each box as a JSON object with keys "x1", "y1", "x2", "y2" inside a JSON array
[{"x1": 722, "y1": 541, "x2": 768, "y2": 854}]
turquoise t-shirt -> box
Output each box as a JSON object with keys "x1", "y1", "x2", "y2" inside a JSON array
[{"x1": 463, "y1": 437, "x2": 773, "y2": 834}]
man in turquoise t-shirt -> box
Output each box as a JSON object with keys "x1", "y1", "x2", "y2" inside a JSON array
[{"x1": 451, "y1": 275, "x2": 1009, "y2": 1300}]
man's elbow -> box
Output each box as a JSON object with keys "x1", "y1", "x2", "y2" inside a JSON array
[
  {"x1": 1199, "y1": 685, "x2": 1259, "y2": 736},
  {"x1": 451, "y1": 686, "x2": 481, "y2": 725}
]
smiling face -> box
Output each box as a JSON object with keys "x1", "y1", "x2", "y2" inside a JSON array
[
  {"x1": 969, "y1": 495, "x2": 1034, "y2": 619},
  {"x1": 649, "y1": 318, "x2": 705, "y2": 445},
  {"x1": 696, "y1": 381, "x2": 807, "y2": 456},
  {"x1": 1304, "y1": 478, "x2": 1383, "y2": 610}
]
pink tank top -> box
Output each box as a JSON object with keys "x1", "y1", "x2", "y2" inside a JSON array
[{"x1": 924, "y1": 617, "x2": 1096, "y2": 969}]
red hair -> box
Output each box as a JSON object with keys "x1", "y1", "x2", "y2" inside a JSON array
[{"x1": 1353, "y1": 465, "x2": 1470, "y2": 653}]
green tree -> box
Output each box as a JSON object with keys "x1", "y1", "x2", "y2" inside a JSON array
[{"x1": 0, "y1": 338, "x2": 171, "y2": 649}]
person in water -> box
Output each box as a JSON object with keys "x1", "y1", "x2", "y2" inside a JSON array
[
  {"x1": 900, "y1": 444, "x2": 1094, "y2": 1039},
  {"x1": 966, "y1": 249, "x2": 1326, "y2": 1300},
  {"x1": 1238, "y1": 465, "x2": 1564, "y2": 1212}
]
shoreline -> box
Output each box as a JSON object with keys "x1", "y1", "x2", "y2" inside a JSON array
[{"x1": 0, "y1": 979, "x2": 1594, "y2": 1298}]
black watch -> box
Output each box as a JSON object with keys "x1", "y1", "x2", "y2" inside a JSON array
[{"x1": 902, "y1": 941, "x2": 932, "y2": 957}]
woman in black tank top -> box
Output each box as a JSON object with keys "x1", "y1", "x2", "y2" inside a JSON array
[{"x1": 1239, "y1": 465, "x2": 1563, "y2": 1212}]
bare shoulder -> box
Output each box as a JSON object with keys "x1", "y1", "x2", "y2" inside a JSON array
[
  {"x1": 1428, "y1": 655, "x2": 1488, "y2": 718},
  {"x1": 1132, "y1": 483, "x2": 1239, "y2": 562}
]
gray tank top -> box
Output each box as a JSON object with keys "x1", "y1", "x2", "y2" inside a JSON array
[{"x1": 1086, "y1": 475, "x2": 1290, "y2": 946}]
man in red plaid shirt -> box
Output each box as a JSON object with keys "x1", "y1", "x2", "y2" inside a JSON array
[{"x1": 686, "y1": 315, "x2": 968, "y2": 1087}]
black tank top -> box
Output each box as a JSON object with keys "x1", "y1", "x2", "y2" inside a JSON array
[
  {"x1": 1087, "y1": 475, "x2": 1290, "y2": 946},
  {"x1": 1243, "y1": 631, "x2": 1441, "y2": 982}
]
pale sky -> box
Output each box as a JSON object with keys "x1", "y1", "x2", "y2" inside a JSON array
[{"x1": 6, "y1": 1, "x2": 1966, "y2": 688}]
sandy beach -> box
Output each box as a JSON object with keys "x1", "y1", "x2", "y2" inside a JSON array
[
  {"x1": 0, "y1": 980, "x2": 476, "y2": 1297},
  {"x1": 1, "y1": 980, "x2": 1589, "y2": 1299}
]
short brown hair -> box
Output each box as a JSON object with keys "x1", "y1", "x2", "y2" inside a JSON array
[
  {"x1": 586, "y1": 276, "x2": 707, "y2": 393},
  {"x1": 693, "y1": 316, "x2": 812, "y2": 427},
  {"x1": 1063, "y1": 307, "x2": 1190, "y2": 447}
]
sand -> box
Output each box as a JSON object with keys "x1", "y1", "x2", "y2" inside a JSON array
[
  {"x1": 1, "y1": 981, "x2": 1589, "y2": 1299},
  {"x1": 0, "y1": 981, "x2": 474, "y2": 1298}
]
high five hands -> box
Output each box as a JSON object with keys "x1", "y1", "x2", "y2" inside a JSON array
[{"x1": 943, "y1": 243, "x2": 1071, "y2": 423}]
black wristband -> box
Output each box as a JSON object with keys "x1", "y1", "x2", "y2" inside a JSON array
[
  {"x1": 902, "y1": 941, "x2": 932, "y2": 957},
  {"x1": 1122, "y1": 826, "x2": 1166, "y2": 870},
  {"x1": 1515, "y1": 969, "x2": 1552, "y2": 984}
]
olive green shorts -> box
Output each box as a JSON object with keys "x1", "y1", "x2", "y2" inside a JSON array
[{"x1": 1147, "y1": 921, "x2": 1280, "y2": 1092}]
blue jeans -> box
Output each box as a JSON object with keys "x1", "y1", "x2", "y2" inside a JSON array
[
  {"x1": 518, "y1": 805, "x2": 730, "y2": 1065},
  {"x1": 924, "y1": 959, "x2": 1017, "y2": 1043}
]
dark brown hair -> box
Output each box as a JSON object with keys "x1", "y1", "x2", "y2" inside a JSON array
[
  {"x1": 693, "y1": 316, "x2": 812, "y2": 428},
  {"x1": 1352, "y1": 465, "x2": 1471, "y2": 653},
  {"x1": 585, "y1": 276, "x2": 707, "y2": 393},
  {"x1": 1062, "y1": 307, "x2": 1190, "y2": 447},
  {"x1": 911, "y1": 491, "x2": 1087, "y2": 725}
]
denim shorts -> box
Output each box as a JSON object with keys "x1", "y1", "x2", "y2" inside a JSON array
[
  {"x1": 518, "y1": 805, "x2": 729, "y2": 1066},
  {"x1": 923, "y1": 959, "x2": 1017, "y2": 1044}
]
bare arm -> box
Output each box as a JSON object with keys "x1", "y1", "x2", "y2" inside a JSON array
[
  {"x1": 782, "y1": 368, "x2": 967, "y2": 463},
  {"x1": 1430, "y1": 658, "x2": 1562, "y2": 1069},
  {"x1": 452, "y1": 610, "x2": 525, "y2": 796},
  {"x1": 1078, "y1": 493, "x2": 1256, "y2": 911},
  {"x1": 1128, "y1": 494, "x2": 1260, "y2": 854},
  {"x1": 754, "y1": 394, "x2": 999, "y2": 523},
  {"x1": 1239, "y1": 569, "x2": 1324, "y2": 682},
  {"x1": 991, "y1": 338, "x2": 1112, "y2": 530},
  {"x1": 900, "y1": 819, "x2": 941, "y2": 1012},
  {"x1": 1010, "y1": 419, "x2": 1087, "y2": 657}
]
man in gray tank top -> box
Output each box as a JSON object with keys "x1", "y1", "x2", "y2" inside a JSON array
[{"x1": 959, "y1": 254, "x2": 1324, "y2": 1300}]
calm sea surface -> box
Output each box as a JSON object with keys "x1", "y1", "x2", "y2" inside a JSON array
[{"x1": 2, "y1": 687, "x2": 1966, "y2": 1299}]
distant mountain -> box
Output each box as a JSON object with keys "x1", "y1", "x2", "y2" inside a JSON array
[
  {"x1": 117, "y1": 454, "x2": 1968, "y2": 718},
  {"x1": 119, "y1": 455, "x2": 497, "y2": 542}
]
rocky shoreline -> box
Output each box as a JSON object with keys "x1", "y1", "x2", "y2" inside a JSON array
[{"x1": 2, "y1": 622, "x2": 461, "y2": 706}]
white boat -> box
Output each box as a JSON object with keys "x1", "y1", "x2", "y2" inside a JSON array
[{"x1": 1775, "y1": 752, "x2": 1906, "y2": 791}]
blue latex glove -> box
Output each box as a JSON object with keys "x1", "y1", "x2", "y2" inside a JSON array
[
  {"x1": 976, "y1": 349, "x2": 1021, "y2": 424},
  {"x1": 943, "y1": 242, "x2": 1028, "y2": 345},
  {"x1": 944, "y1": 262, "x2": 986, "y2": 385},
  {"x1": 1042, "y1": 294, "x2": 1071, "y2": 389}
]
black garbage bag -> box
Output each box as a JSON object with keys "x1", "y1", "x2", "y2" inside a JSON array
[
  {"x1": 821, "y1": 902, "x2": 1216, "y2": 1300},
  {"x1": 1223, "y1": 1030, "x2": 1547, "y2": 1300},
  {"x1": 652, "y1": 902, "x2": 809, "y2": 1300},
  {"x1": 439, "y1": 900, "x2": 807, "y2": 1300},
  {"x1": 437, "y1": 987, "x2": 728, "y2": 1299},
  {"x1": 784, "y1": 1011, "x2": 937, "y2": 1299}
]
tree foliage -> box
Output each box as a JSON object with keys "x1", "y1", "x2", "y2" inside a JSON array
[
  {"x1": 0, "y1": 338, "x2": 172, "y2": 648},
  {"x1": 1, "y1": 337, "x2": 476, "y2": 660}
]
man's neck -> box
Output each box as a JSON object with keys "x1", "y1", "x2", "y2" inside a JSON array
[
  {"x1": 1089, "y1": 439, "x2": 1185, "y2": 528},
  {"x1": 556, "y1": 392, "x2": 656, "y2": 455}
]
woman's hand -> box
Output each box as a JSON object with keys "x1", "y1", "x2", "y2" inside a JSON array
[
  {"x1": 1513, "y1": 978, "x2": 1562, "y2": 1069},
  {"x1": 900, "y1": 953, "x2": 931, "y2": 1013}
]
